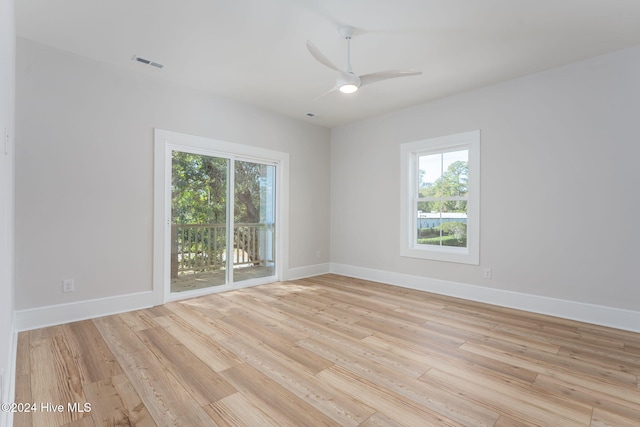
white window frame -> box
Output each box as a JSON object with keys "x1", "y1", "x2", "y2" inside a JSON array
[{"x1": 400, "y1": 130, "x2": 480, "y2": 265}]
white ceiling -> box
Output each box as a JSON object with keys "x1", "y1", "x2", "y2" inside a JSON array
[{"x1": 15, "y1": 0, "x2": 640, "y2": 128}]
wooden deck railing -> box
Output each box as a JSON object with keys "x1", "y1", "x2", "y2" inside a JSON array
[{"x1": 171, "y1": 223, "x2": 274, "y2": 277}]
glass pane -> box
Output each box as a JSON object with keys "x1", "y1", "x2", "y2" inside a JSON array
[
  {"x1": 233, "y1": 161, "x2": 276, "y2": 282},
  {"x1": 442, "y1": 199, "x2": 468, "y2": 214},
  {"x1": 417, "y1": 201, "x2": 441, "y2": 246},
  {"x1": 442, "y1": 150, "x2": 469, "y2": 198},
  {"x1": 441, "y1": 205, "x2": 468, "y2": 248},
  {"x1": 418, "y1": 154, "x2": 442, "y2": 198},
  {"x1": 417, "y1": 201, "x2": 468, "y2": 248},
  {"x1": 171, "y1": 151, "x2": 228, "y2": 292},
  {"x1": 417, "y1": 201, "x2": 437, "y2": 217},
  {"x1": 419, "y1": 150, "x2": 469, "y2": 199}
]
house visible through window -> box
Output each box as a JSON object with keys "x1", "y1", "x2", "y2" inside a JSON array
[{"x1": 400, "y1": 130, "x2": 480, "y2": 264}]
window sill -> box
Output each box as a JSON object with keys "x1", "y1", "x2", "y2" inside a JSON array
[{"x1": 401, "y1": 245, "x2": 479, "y2": 265}]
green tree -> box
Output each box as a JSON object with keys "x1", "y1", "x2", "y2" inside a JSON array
[
  {"x1": 171, "y1": 152, "x2": 228, "y2": 224},
  {"x1": 171, "y1": 154, "x2": 266, "y2": 225},
  {"x1": 234, "y1": 161, "x2": 263, "y2": 224},
  {"x1": 420, "y1": 160, "x2": 468, "y2": 212}
]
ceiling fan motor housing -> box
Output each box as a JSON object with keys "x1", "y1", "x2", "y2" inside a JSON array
[{"x1": 337, "y1": 72, "x2": 361, "y2": 92}]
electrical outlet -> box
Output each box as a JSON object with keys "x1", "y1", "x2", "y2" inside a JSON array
[
  {"x1": 63, "y1": 279, "x2": 74, "y2": 293},
  {"x1": 483, "y1": 268, "x2": 492, "y2": 279},
  {"x1": 316, "y1": 250, "x2": 321, "y2": 258}
]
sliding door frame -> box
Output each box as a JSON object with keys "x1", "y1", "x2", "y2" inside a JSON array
[{"x1": 153, "y1": 129, "x2": 289, "y2": 304}]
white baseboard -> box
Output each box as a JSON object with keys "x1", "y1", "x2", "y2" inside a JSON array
[
  {"x1": 330, "y1": 263, "x2": 640, "y2": 333},
  {"x1": 15, "y1": 291, "x2": 155, "y2": 332},
  {"x1": 285, "y1": 263, "x2": 331, "y2": 281}
]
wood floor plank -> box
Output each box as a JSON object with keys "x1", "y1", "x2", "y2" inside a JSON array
[
  {"x1": 204, "y1": 392, "x2": 281, "y2": 427},
  {"x1": 152, "y1": 313, "x2": 243, "y2": 372},
  {"x1": 300, "y1": 336, "x2": 500, "y2": 426},
  {"x1": 15, "y1": 331, "x2": 30, "y2": 377},
  {"x1": 222, "y1": 312, "x2": 333, "y2": 374},
  {"x1": 461, "y1": 341, "x2": 640, "y2": 392},
  {"x1": 355, "y1": 315, "x2": 466, "y2": 349},
  {"x1": 29, "y1": 325, "x2": 64, "y2": 344},
  {"x1": 317, "y1": 364, "x2": 465, "y2": 426},
  {"x1": 13, "y1": 332, "x2": 33, "y2": 427},
  {"x1": 134, "y1": 326, "x2": 236, "y2": 405},
  {"x1": 219, "y1": 289, "x2": 290, "y2": 322},
  {"x1": 109, "y1": 347, "x2": 214, "y2": 426},
  {"x1": 92, "y1": 315, "x2": 148, "y2": 355},
  {"x1": 492, "y1": 318, "x2": 615, "y2": 352},
  {"x1": 163, "y1": 299, "x2": 237, "y2": 341},
  {"x1": 82, "y1": 376, "x2": 154, "y2": 427},
  {"x1": 532, "y1": 374, "x2": 640, "y2": 418},
  {"x1": 363, "y1": 333, "x2": 539, "y2": 386},
  {"x1": 29, "y1": 333, "x2": 88, "y2": 427},
  {"x1": 15, "y1": 274, "x2": 640, "y2": 426},
  {"x1": 225, "y1": 299, "x2": 310, "y2": 343},
  {"x1": 93, "y1": 316, "x2": 215, "y2": 425},
  {"x1": 191, "y1": 291, "x2": 251, "y2": 318},
  {"x1": 258, "y1": 289, "x2": 375, "y2": 340},
  {"x1": 359, "y1": 411, "x2": 407, "y2": 427},
  {"x1": 61, "y1": 320, "x2": 123, "y2": 384},
  {"x1": 493, "y1": 414, "x2": 540, "y2": 427},
  {"x1": 449, "y1": 304, "x2": 582, "y2": 340},
  {"x1": 61, "y1": 416, "x2": 96, "y2": 427},
  {"x1": 625, "y1": 342, "x2": 640, "y2": 355},
  {"x1": 109, "y1": 374, "x2": 156, "y2": 427},
  {"x1": 483, "y1": 339, "x2": 637, "y2": 388},
  {"x1": 143, "y1": 305, "x2": 174, "y2": 318},
  {"x1": 590, "y1": 407, "x2": 640, "y2": 427},
  {"x1": 220, "y1": 363, "x2": 338, "y2": 426},
  {"x1": 117, "y1": 310, "x2": 160, "y2": 331},
  {"x1": 221, "y1": 332, "x2": 376, "y2": 426},
  {"x1": 248, "y1": 285, "x2": 372, "y2": 334},
  {"x1": 557, "y1": 345, "x2": 640, "y2": 376},
  {"x1": 427, "y1": 316, "x2": 563, "y2": 354},
  {"x1": 422, "y1": 368, "x2": 592, "y2": 426},
  {"x1": 299, "y1": 330, "x2": 429, "y2": 379}
]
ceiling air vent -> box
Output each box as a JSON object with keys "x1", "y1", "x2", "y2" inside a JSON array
[{"x1": 132, "y1": 55, "x2": 164, "y2": 69}]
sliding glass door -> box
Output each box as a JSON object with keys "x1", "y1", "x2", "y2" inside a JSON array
[{"x1": 169, "y1": 149, "x2": 277, "y2": 294}]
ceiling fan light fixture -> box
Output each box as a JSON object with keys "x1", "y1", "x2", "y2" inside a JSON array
[
  {"x1": 339, "y1": 84, "x2": 359, "y2": 94},
  {"x1": 306, "y1": 25, "x2": 422, "y2": 99}
]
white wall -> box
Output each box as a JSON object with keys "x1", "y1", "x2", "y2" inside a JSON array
[
  {"x1": 331, "y1": 45, "x2": 640, "y2": 314},
  {"x1": 0, "y1": 0, "x2": 15, "y2": 423},
  {"x1": 15, "y1": 34, "x2": 640, "y2": 332},
  {"x1": 15, "y1": 38, "x2": 330, "y2": 312}
]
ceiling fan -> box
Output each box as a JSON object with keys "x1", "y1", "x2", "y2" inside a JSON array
[{"x1": 306, "y1": 26, "x2": 422, "y2": 97}]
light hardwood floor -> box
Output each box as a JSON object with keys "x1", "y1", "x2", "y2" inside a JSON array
[{"x1": 13, "y1": 274, "x2": 640, "y2": 426}]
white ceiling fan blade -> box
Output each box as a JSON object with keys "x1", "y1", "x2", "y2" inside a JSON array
[
  {"x1": 306, "y1": 40, "x2": 341, "y2": 72},
  {"x1": 314, "y1": 85, "x2": 340, "y2": 101},
  {"x1": 360, "y1": 70, "x2": 422, "y2": 86}
]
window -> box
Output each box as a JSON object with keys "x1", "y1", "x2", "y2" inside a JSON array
[{"x1": 400, "y1": 130, "x2": 480, "y2": 264}]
